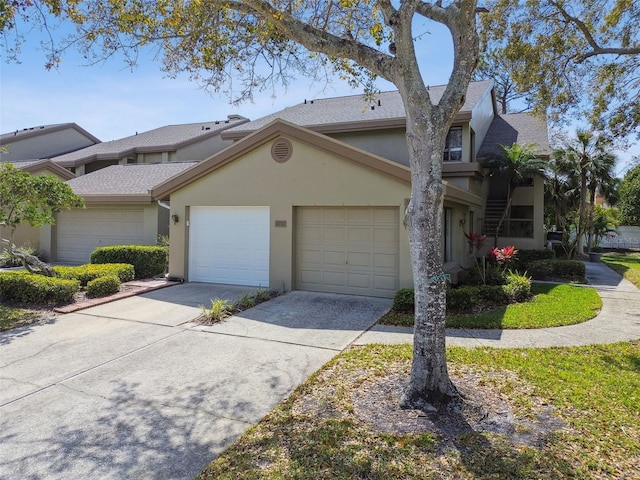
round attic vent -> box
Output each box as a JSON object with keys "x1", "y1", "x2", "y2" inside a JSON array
[{"x1": 271, "y1": 138, "x2": 293, "y2": 163}]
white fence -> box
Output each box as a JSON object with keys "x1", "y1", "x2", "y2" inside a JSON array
[{"x1": 599, "y1": 226, "x2": 640, "y2": 250}]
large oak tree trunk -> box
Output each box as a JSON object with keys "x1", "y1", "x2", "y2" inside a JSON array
[{"x1": 399, "y1": 94, "x2": 460, "y2": 410}]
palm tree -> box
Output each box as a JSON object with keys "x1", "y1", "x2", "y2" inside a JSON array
[
  {"x1": 554, "y1": 131, "x2": 617, "y2": 254},
  {"x1": 482, "y1": 143, "x2": 547, "y2": 246},
  {"x1": 585, "y1": 153, "x2": 618, "y2": 251},
  {"x1": 545, "y1": 151, "x2": 581, "y2": 258}
]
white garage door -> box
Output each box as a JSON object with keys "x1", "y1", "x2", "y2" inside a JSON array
[
  {"x1": 56, "y1": 208, "x2": 145, "y2": 264},
  {"x1": 188, "y1": 206, "x2": 270, "y2": 286},
  {"x1": 296, "y1": 207, "x2": 399, "y2": 297}
]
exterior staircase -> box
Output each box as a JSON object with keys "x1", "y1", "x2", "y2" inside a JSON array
[{"x1": 482, "y1": 198, "x2": 508, "y2": 237}]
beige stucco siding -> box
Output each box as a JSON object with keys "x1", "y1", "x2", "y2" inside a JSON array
[
  {"x1": 0, "y1": 129, "x2": 96, "y2": 163},
  {"x1": 329, "y1": 129, "x2": 410, "y2": 166},
  {"x1": 168, "y1": 137, "x2": 413, "y2": 292},
  {"x1": 469, "y1": 87, "x2": 497, "y2": 154},
  {"x1": 498, "y1": 177, "x2": 545, "y2": 250}
]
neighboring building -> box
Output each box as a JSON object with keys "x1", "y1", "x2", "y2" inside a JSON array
[
  {"x1": 151, "y1": 81, "x2": 550, "y2": 297},
  {"x1": 50, "y1": 116, "x2": 249, "y2": 175},
  {"x1": 39, "y1": 116, "x2": 250, "y2": 263},
  {"x1": 0, "y1": 160, "x2": 76, "y2": 252},
  {"x1": 0, "y1": 123, "x2": 100, "y2": 163},
  {"x1": 40, "y1": 163, "x2": 195, "y2": 263}
]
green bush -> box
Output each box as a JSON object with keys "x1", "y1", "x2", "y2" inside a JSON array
[
  {"x1": 392, "y1": 288, "x2": 415, "y2": 312},
  {"x1": 54, "y1": 264, "x2": 135, "y2": 286},
  {"x1": 91, "y1": 245, "x2": 167, "y2": 279},
  {"x1": 86, "y1": 275, "x2": 121, "y2": 298},
  {"x1": 446, "y1": 286, "x2": 479, "y2": 312},
  {"x1": 0, "y1": 271, "x2": 79, "y2": 305},
  {"x1": 510, "y1": 249, "x2": 555, "y2": 273},
  {"x1": 552, "y1": 259, "x2": 586, "y2": 278},
  {"x1": 528, "y1": 259, "x2": 585, "y2": 281},
  {"x1": 502, "y1": 271, "x2": 532, "y2": 302},
  {"x1": 527, "y1": 260, "x2": 554, "y2": 279},
  {"x1": 477, "y1": 285, "x2": 510, "y2": 305}
]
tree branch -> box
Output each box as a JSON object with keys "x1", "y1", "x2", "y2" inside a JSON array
[
  {"x1": 549, "y1": 0, "x2": 640, "y2": 61},
  {"x1": 225, "y1": 0, "x2": 397, "y2": 81}
]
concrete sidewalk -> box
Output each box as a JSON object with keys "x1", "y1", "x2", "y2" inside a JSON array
[{"x1": 355, "y1": 261, "x2": 640, "y2": 348}]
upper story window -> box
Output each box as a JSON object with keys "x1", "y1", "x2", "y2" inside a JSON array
[{"x1": 443, "y1": 127, "x2": 462, "y2": 162}]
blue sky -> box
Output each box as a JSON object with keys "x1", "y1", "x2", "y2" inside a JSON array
[{"x1": 1, "y1": 13, "x2": 636, "y2": 175}]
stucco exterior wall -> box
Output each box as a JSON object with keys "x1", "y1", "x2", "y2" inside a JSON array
[
  {"x1": 177, "y1": 135, "x2": 235, "y2": 162},
  {"x1": 167, "y1": 137, "x2": 414, "y2": 292},
  {"x1": 469, "y1": 88, "x2": 496, "y2": 152},
  {"x1": 0, "y1": 128, "x2": 96, "y2": 163},
  {"x1": 329, "y1": 128, "x2": 410, "y2": 166}
]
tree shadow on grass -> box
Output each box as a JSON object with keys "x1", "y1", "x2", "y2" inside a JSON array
[{"x1": 0, "y1": 377, "x2": 269, "y2": 479}]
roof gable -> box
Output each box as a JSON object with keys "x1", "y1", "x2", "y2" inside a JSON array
[{"x1": 152, "y1": 119, "x2": 412, "y2": 199}]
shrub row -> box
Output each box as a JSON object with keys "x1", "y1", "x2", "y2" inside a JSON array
[
  {"x1": 0, "y1": 271, "x2": 79, "y2": 305},
  {"x1": 54, "y1": 264, "x2": 134, "y2": 286},
  {"x1": 509, "y1": 249, "x2": 555, "y2": 273},
  {"x1": 91, "y1": 245, "x2": 167, "y2": 279},
  {"x1": 527, "y1": 259, "x2": 585, "y2": 281},
  {"x1": 392, "y1": 271, "x2": 532, "y2": 314}
]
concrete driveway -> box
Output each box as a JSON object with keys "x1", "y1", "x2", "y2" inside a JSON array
[{"x1": 0, "y1": 285, "x2": 391, "y2": 480}]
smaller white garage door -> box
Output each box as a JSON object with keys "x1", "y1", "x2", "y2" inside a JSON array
[
  {"x1": 296, "y1": 207, "x2": 399, "y2": 297},
  {"x1": 188, "y1": 206, "x2": 270, "y2": 286},
  {"x1": 56, "y1": 208, "x2": 145, "y2": 264}
]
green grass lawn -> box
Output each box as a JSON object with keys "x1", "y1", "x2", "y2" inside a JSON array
[
  {"x1": 198, "y1": 342, "x2": 640, "y2": 479},
  {"x1": 0, "y1": 305, "x2": 43, "y2": 332},
  {"x1": 602, "y1": 252, "x2": 640, "y2": 288},
  {"x1": 379, "y1": 283, "x2": 602, "y2": 329}
]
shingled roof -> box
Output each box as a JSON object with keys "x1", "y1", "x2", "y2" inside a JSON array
[
  {"x1": 67, "y1": 162, "x2": 196, "y2": 202},
  {"x1": 52, "y1": 116, "x2": 248, "y2": 168},
  {"x1": 222, "y1": 80, "x2": 495, "y2": 140},
  {"x1": 477, "y1": 113, "x2": 550, "y2": 160}
]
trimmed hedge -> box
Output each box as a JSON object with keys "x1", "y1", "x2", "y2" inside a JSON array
[
  {"x1": 86, "y1": 275, "x2": 121, "y2": 298},
  {"x1": 0, "y1": 271, "x2": 79, "y2": 305},
  {"x1": 54, "y1": 264, "x2": 135, "y2": 286},
  {"x1": 91, "y1": 245, "x2": 167, "y2": 279},
  {"x1": 510, "y1": 249, "x2": 555, "y2": 273},
  {"x1": 392, "y1": 271, "x2": 532, "y2": 314},
  {"x1": 528, "y1": 259, "x2": 585, "y2": 281},
  {"x1": 392, "y1": 288, "x2": 414, "y2": 312}
]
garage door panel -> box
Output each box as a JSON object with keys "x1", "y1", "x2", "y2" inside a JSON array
[
  {"x1": 323, "y1": 250, "x2": 345, "y2": 265},
  {"x1": 347, "y1": 227, "x2": 372, "y2": 244},
  {"x1": 373, "y1": 253, "x2": 397, "y2": 269},
  {"x1": 188, "y1": 207, "x2": 269, "y2": 287},
  {"x1": 347, "y1": 208, "x2": 374, "y2": 222},
  {"x1": 323, "y1": 227, "x2": 346, "y2": 243},
  {"x1": 373, "y1": 275, "x2": 398, "y2": 292},
  {"x1": 323, "y1": 271, "x2": 346, "y2": 286},
  {"x1": 296, "y1": 207, "x2": 399, "y2": 297},
  {"x1": 347, "y1": 252, "x2": 371, "y2": 268},
  {"x1": 56, "y1": 208, "x2": 145, "y2": 264},
  {"x1": 323, "y1": 208, "x2": 347, "y2": 222}
]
